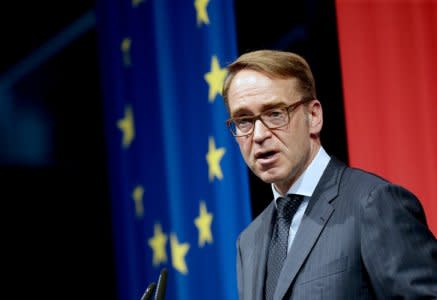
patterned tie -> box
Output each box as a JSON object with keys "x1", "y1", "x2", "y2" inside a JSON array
[{"x1": 264, "y1": 194, "x2": 303, "y2": 300}]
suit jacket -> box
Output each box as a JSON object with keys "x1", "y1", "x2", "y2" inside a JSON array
[{"x1": 236, "y1": 157, "x2": 437, "y2": 300}]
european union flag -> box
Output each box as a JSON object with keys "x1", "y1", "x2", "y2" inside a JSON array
[{"x1": 95, "y1": 1, "x2": 252, "y2": 299}]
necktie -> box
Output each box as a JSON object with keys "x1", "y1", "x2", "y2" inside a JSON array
[{"x1": 264, "y1": 194, "x2": 303, "y2": 300}]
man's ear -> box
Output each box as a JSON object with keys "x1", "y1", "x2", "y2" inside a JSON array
[{"x1": 308, "y1": 99, "x2": 323, "y2": 135}]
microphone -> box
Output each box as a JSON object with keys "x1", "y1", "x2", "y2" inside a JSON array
[
  {"x1": 139, "y1": 268, "x2": 168, "y2": 300},
  {"x1": 154, "y1": 268, "x2": 168, "y2": 300},
  {"x1": 140, "y1": 282, "x2": 156, "y2": 300}
]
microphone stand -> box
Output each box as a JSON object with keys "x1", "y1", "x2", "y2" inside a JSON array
[{"x1": 140, "y1": 268, "x2": 168, "y2": 300}]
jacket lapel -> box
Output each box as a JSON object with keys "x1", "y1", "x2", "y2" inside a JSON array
[
  {"x1": 274, "y1": 158, "x2": 346, "y2": 300},
  {"x1": 249, "y1": 202, "x2": 275, "y2": 300}
]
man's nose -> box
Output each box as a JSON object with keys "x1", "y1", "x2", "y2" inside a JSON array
[{"x1": 252, "y1": 119, "x2": 271, "y2": 142}]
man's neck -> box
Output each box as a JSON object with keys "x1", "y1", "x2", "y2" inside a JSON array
[{"x1": 272, "y1": 145, "x2": 330, "y2": 198}]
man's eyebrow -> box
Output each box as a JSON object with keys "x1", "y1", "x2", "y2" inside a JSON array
[
  {"x1": 231, "y1": 101, "x2": 288, "y2": 117},
  {"x1": 231, "y1": 108, "x2": 252, "y2": 118},
  {"x1": 263, "y1": 101, "x2": 288, "y2": 110}
]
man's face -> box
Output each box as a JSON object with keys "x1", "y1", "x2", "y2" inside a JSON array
[{"x1": 227, "y1": 69, "x2": 321, "y2": 194}]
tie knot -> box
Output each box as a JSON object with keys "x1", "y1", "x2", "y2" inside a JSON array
[{"x1": 276, "y1": 194, "x2": 303, "y2": 222}]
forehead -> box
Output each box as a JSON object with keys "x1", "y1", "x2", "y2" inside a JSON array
[{"x1": 228, "y1": 69, "x2": 299, "y2": 113}]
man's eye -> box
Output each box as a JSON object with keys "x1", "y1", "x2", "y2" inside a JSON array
[
  {"x1": 236, "y1": 118, "x2": 252, "y2": 126},
  {"x1": 265, "y1": 110, "x2": 284, "y2": 118}
]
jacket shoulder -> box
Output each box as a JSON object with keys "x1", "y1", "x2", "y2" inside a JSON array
[
  {"x1": 331, "y1": 157, "x2": 391, "y2": 191},
  {"x1": 237, "y1": 202, "x2": 273, "y2": 245}
]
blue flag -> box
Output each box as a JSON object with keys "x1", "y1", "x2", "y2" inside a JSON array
[{"x1": 95, "y1": 1, "x2": 252, "y2": 299}]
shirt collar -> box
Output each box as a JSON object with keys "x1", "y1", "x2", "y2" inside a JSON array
[{"x1": 272, "y1": 146, "x2": 331, "y2": 200}]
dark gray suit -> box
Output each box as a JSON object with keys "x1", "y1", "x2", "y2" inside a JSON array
[{"x1": 236, "y1": 158, "x2": 437, "y2": 300}]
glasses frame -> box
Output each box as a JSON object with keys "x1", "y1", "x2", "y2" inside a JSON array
[{"x1": 226, "y1": 97, "x2": 313, "y2": 137}]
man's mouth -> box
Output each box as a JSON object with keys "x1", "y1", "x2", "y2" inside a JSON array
[{"x1": 255, "y1": 150, "x2": 278, "y2": 161}]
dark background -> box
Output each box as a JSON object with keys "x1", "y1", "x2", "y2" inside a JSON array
[
  {"x1": 234, "y1": 0, "x2": 348, "y2": 216},
  {"x1": 1, "y1": 1, "x2": 347, "y2": 298}
]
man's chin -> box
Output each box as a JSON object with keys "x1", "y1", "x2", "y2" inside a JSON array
[{"x1": 256, "y1": 170, "x2": 283, "y2": 184}]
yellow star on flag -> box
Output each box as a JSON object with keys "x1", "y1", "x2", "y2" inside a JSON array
[
  {"x1": 204, "y1": 55, "x2": 227, "y2": 103},
  {"x1": 170, "y1": 234, "x2": 190, "y2": 274},
  {"x1": 117, "y1": 105, "x2": 135, "y2": 148},
  {"x1": 194, "y1": 0, "x2": 210, "y2": 26},
  {"x1": 148, "y1": 223, "x2": 168, "y2": 266},
  {"x1": 206, "y1": 136, "x2": 225, "y2": 182},
  {"x1": 120, "y1": 37, "x2": 132, "y2": 67},
  {"x1": 132, "y1": 185, "x2": 144, "y2": 218},
  {"x1": 132, "y1": 0, "x2": 144, "y2": 7},
  {"x1": 194, "y1": 201, "x2": 213, "y2": 247}
]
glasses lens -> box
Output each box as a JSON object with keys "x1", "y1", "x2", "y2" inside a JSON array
[
  {"x1": 228, "y1": 119, "x2": 251, "y2": 136},
  {"x1": 228, "y1": 121, "x2": 236, "y2": 136},
  {"x1": 235, "y1": 118, "x2": 254, "y2": 135},
  {"x1": 262, "y1": 108, "x2": 288, "y2": 128}
]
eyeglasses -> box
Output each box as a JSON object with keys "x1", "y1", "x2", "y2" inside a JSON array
[{"x1": 226, "y1": 98, "x2": 313, "y2": 137}]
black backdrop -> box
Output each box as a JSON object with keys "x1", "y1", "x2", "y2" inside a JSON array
[
  {"x1": 233, "y1": 0, "x2": 348, "y2": 217},
  {"x1": 1, "y1": 1, "x2": 347, "y2": 299}
]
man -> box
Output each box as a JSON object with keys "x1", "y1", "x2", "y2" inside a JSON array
[{"x1": 222, "y1": 49, "x2": 437, "y2": 300}]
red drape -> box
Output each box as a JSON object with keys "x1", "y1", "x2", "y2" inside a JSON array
[{"x1": 335, "y1": 0, "x2": 437, "y2": 236}]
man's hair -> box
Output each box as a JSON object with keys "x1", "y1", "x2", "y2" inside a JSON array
[{"x1": 222, "y1": 50, "x2": 317, "y2": 110}]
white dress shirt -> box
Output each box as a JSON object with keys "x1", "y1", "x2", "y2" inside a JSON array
[{"x1": 271, "y1": 146, "x2": 331, "y2": 252}]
